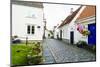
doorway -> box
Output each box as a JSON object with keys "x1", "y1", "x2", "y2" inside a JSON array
[
  {"x1": 88, "y1": 23, "x2": 96, "y2": 46},
  {"x1": 70, "y1": 31, "x2": 74, "y2": 44},
  {"x1": 60, "y1": 30, "x2": 62, "y2": 40}
]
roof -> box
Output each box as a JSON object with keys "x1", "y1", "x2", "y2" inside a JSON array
[
  {"x1": 58, "y1": 6, "x2": 82, "y2": 28},
  {"x1": 76, "y1": 6, "x2": 96, "y2": 20},
  {"x1": 12, "y1": 0, "x2": 43, "y2": 8}
]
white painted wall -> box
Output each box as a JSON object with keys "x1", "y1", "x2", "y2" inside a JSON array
[
  {"x1": 57, "y1": 6, "x2": 86, "y2": 43},
  {"x1": 59, "y1": 24, "x2": 70, "y2": 40},
  {"x1": 59, "y1": 16, "x2": 95, "y2": 44},
  {"x1": 54, "y1": 27, "x2": 60, "y2": 39},
  {"x1": 12, "y1": 4, "x2": 44, "y2": 40},
  {"x1": 45, "y1": 30, "x2": 51, "y2": 38}
]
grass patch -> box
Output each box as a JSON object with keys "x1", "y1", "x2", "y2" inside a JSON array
[
  {"x1": 11, "y1": 43, "x2": 42, "y2": 66},
  {"x1": 11, "y1": 44, "x2": 31, "y2": 65}
]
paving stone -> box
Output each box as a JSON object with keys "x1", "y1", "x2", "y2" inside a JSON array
[{"x1": 42, "y1": 39, "x2": 96, "y2": 64}]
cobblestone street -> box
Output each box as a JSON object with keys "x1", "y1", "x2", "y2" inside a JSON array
[{"x1": 42, "y1": 39, "x2": 96, "y2": 64}]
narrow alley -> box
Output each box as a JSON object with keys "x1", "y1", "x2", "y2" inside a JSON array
[{"x1": 42, "y1": 39, "x2": 96, "y2": 64}]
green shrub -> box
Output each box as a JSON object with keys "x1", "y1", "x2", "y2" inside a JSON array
[
  {"x1": 76, "y1": 41, "x2": 88, "y2": 48},
  {"x1": 27, "y1": 42, "x2": 42, "y2": 65},
  {"x1": 34, "y1": 42, "x2": 40, "y2": 47},
  {"x1": 76, "y1": 41, "x2": 96, "y2": 53},
  {"x1": 31, "y1": 55, "x2": 42, "y2": 64}
]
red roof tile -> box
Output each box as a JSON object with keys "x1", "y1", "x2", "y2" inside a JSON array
[{"x1": 76, "y1": 6, "x2": 96, "y2": 20}]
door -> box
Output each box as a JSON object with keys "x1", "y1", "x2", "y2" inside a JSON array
[
  {"x1": 60, "y1": 30, "x2": 62, "y2": 40},
  {"x1": 88, "y1": 23, "x2": 96, "y2": 46},
  {"x1": 70, "y1": 31, "x2": 74, "y2": 44}
]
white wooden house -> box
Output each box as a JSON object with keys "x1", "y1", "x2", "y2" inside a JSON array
[
  {"x1": 54, "y1": 27, "x2": 59, "y2": 39},
  {"x1": 57, "y1": 6, "x2": 96, "y2": 45},
  {"x1": 53, "y1": 25, "x2": 60, "y2": 39},
  {"x1": 57, "y1": 6, "x2": 83, "y2": 43},
  {"x1": 45, "y1": 29, "x2": 53, "y2": 38},
  {"x1": 12, "y1": 1, "x2": 44, "y2": 41}
]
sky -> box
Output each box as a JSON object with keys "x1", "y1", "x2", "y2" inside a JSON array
[{"x1": 43, "y1": 3, "x2": 80, "y2": 30}]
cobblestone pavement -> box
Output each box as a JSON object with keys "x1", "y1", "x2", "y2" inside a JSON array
[
  {"x1": 42, "y1": 39, "x2": 96, "y2": 64},
  {"x1": 42, "y1": 39, "x2": 56, "y2": 64}
]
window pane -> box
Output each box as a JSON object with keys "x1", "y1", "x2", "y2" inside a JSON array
[
  {"x1": 32, "y1": 26, "x2": 34, "y2": 34},
  {"x1": 27, "y1": 25, "x2": 30, "y2": 34}
]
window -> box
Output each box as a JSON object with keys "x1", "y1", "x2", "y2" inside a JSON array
[
  {"x1": 27, "y1": 25, "x2": 30, "y2": 34},
  {"x1": 32, "y1": 26, "x2": 34, "y2": 34},
  {"x1": 27, "y1": 25, "x2": 35, "y2": 34}
]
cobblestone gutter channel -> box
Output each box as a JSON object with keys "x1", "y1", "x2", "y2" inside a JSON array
[{"x1": 42, "y1": 40, "x2": 56, "y2": 64}]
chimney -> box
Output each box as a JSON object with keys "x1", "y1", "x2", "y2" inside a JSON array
[{"x1": 70, "y1": 8, "x2": 73, "y2": 15}]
